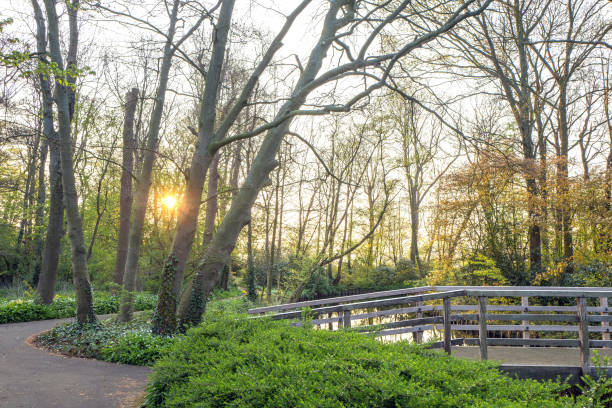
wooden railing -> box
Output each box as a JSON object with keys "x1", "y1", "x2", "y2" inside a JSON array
[{"x1": 248, "y1": 286, "x2": 612, "y2": 374}]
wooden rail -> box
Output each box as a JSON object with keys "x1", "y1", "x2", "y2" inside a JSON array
[{"x1": 249, "y1": 286, "x2": 612, "y2": 374}]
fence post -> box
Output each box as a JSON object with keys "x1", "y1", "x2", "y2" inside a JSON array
[
  {"x1": 413, "y1": 301, "x2": 423, "y2": 344},
  {"x1": 521, "y1": 296, "x2": 529, "y2": 345},
  {"x1": 443, "y1": 297, "x2": 451, "y2": 354},
  {"x1": 478, "y1": 296, "x2": 488, "y2": 360},
  {"x1": 343, "y1": 309, "x2": 351, "y2": 329},
  {"x1": 577, "y1": 297, "x2": 590, "y2": 375},
  {"x1": 601, "y1": 297, "x2": 609, "y2": 345}
]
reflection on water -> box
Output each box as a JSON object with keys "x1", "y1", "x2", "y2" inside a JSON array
[{"x1": 313, "y1": 308, "x2": 442, "y2": 344}]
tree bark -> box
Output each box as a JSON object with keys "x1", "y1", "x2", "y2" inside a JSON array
[
  {"x1": 32, "y1": 137, "x2": 48, "y2": 286},
  {"x1": 178, "y1": 0, "x2": 350, "y2": 328},
  {"x1": 42, "y1": 0, "x2": 96, "y2": 323},
  {"x1": 112, "y1": 87, "x2": 138, "y2": 288},
  {"x1": 119, "y1": 0, "x2": 180, "y2": 323},
  {"x1": 202, "y1": 153, "x2": 220, "y2": 247},
  {"x1": 152, "y1": 0, "x2": 236, "y2": 334}
]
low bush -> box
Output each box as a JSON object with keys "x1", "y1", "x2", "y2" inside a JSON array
[
  {"x1": 144, "y1": 315, "x2": 579, "y2": 408},
  {"x1": 34, "y1": 312, "x2": 176, "y2": 366},
  {"x1": 0, "y1": 292, "x2": 157, "y2": 324}
]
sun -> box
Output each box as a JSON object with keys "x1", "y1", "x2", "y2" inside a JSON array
[{"x1": 162, "y1": 194, "x2": 177, "y2": 209}]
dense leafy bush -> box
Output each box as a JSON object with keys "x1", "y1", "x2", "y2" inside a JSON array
[
  {"x1": 0, "y1": 292, "x2": 157, "y2": 324},
  {"x1": 144, "y1": 315, "x2": 578, "y2": 408}
]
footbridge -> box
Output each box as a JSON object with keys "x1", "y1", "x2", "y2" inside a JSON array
[{"x1": 248, "y1": 286, "x2": 612, "y2": 382}]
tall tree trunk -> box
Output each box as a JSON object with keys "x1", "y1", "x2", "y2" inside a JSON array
[
  {"x1": 202, "y1": 153, "x2": 220, "y2": 247},
  {"x1": 268, "y1": 167, "x2": 280, "y2": 298},
  {"x1": 178, "y1": 1, "x2": 347, "y2": 328},
  {"x1": 112, "y1": 87, "x2": 138, "y2": 288},
  {"x1": 120, "y1": 0, "x2": 180, "y2": 323},
  {"x1": 408, "y1": 184, "x2": 422, "y2": 275},
  {"x1": 276, "y1": 162, "x2": 285, "y2": 291},
  {"x1": 42, "y1": 0, "x2": 96, "y2": 323},
  {"x1": 152, "y1": 0, "x2": 235, "y2": 334},
  {"x1": 557, "y1": 86, "x2": 573, "y2": 273},
  {"x1": 30, "y1": 1, "x2": 52, "y2": 290},
  {"x1": 36, "y1": 138, "x2": 63, "y2": 304},
  {"x1": 32, "y1": 137, "x2": 48, "y2": 286},
  {"x1": 16, "y1": 137, "x2": 38, "y2": 250}
]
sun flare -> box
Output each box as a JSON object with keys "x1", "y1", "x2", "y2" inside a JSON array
[{"x1": 162, "y1": 195, "x2": 177, "y2": 209}]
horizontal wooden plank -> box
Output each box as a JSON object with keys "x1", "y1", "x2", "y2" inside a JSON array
[
  {"x1": 447, "y1": 313, "x2": 581, "y2": 323},
  {"x1": 435, "y1": 305, "x2": 609, "y2": 313},
  {"x1": 351, "y1": 305, "x2": 435, "y2": 320},
  {"x1": 458, "y1": 338, "x2": 582, "y2": 347},
  {"x1": 426, "y1": 338, "x2": 466, "y2": 349},
  {"x1": 267, "y1": 290, "x2": 466, "y2": 320},
  {"x1": 451, "y1": 324, "x2": 611, "y2": 333},
  {"x1": 248, "y1": 286, "x2": 434, "y2": 314},
  {"x1": 487, "y1": 338, "x2": 581, "y2": 347},
  {"x1": 483, "y1": 314, "x2": 580, "y2": 322},
  {"x1": 371, "y1": 325, "x2": 434, "y2": 337},
  {"x1": 464, "y1": 289, "x2": 612, "y2": 298},
  {"x1": 354, "y1": 317, "x2": 442, "y2": 332},
  {"x1": 590, "y1": 340, "x2": 612, "y2": 348},
  {"x1": 436, "y1": 285, "x2": 612, "y2": 293},
  {"x1": 451, "y1": 324, "x2": 579, "y2": 332},
  {"x1": 588, "y1": 315, "x2": 612, "y2": 323}
]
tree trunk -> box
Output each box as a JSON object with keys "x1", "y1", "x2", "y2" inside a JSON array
[
  {"x1": 120, "y1": 0, "x2": 180, "y2": 323},
  {"x1": 32, "y1": 137, "x2": 48, "y2": 286},
  {"x1": 151, "y1": 0, "x2": 235, "y2": 334},
  {"x1": 42, "y1": 0, "x2": 96, "y2": 323},
  {"x1": 112, "y1": 88, "x2": 138, "y2": 288},
  {"x1": 178, "y1": 1, "x2": 347, "y2": 328},
  {"x1": 202, "y1": 153, "x2": 220, "y2": 247},
  {"x1": 36, "y1": 136, "x2": 63, "y2": 304},
  {"x1": 557, "y1": 86, "x2": 573, "y2": 273}
]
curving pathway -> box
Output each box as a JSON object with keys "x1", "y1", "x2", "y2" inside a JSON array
[{"x1": 0, "y1": 317, "x2": 151, "y2": 408}]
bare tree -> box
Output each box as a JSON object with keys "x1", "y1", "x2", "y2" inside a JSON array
[
  {"x1": 119, "y1": 0, "x2": 182, "y2": 322},
  {"x1": 177, "y1": 0, "x2": 493, "y2": 328}
]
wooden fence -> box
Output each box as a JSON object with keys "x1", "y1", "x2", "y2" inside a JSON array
[{"x1": 248, "y1": 286, "x2": 612, "y2": 374}]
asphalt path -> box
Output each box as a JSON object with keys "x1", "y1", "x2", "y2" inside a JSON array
[{"x1": 0, "y1": 317, "x2": 151, "y2": 408}]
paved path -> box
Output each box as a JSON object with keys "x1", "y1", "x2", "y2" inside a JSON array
[
  {"x1": 0, "y1": 317, "x2": 151, "y2": 408},
  {"x1": 449, "y1": 346, "x2": 612, "y2": 366}
]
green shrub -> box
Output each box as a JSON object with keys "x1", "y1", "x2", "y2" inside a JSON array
[
  {"x1": 0, "y1": 292, "x2": 157, "y2": 324},
  {"x1": 101, "y1": 331, "x2": 175, "y2": 366},
  {"x1": 35, "y1": 314, "x2": 176, "y2": 366},
  {"x1": 144, "y1": 315, "x2": 577, "y2": 408}
]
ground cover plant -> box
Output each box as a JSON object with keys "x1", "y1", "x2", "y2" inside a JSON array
[
  {"x1": 143, "y1": 315, "x2": 583, "y2": 408},
  {"x1": 32, "y1": 293, "x2": 251, "y2": 366},
  {"x1": 0, "y1": 292, "x2": 157, "y2": 324},
  {"x1": 34, "y1": 311, "x2": 176, "y2": 366}
]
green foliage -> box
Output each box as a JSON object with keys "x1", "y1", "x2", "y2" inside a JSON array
[
  {"x1": 144, "y1": 315, "x2": 577, "y2": 408},
  {"x1": 100, "y1": 331, "x2": 175, "y2": 366},
  {"x1": 209, "y1": 287, "x2": 244, "y2": 301},
  {"x1": 577, "y1": 351, "x2": 612, "y2": 408},
  {"x1": 245, "y1": 262, "x2": 258, "y2": 302},
  {"x1": 574, "y1": 261, "x2": 612, "y2": 288},
  {"x1": 300, "y1": 268, "x2": 339, "y2": 300},
  {"x1": 395, "y1": 258, "x2": 420, "y2": 281},
  {"x1": 453, "y1": 254, "x2": 508, "y2": 286},
  {"x1": 0, "y1": 292, "x2": 156, "y2": 324},
  {"x1": 34, "y1": 314, "x2": 176, "y2": 366}
]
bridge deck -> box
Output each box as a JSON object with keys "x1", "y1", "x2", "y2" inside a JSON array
[{"x1": 445, "y1": 346, "x2": 612, "y2": 367}]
